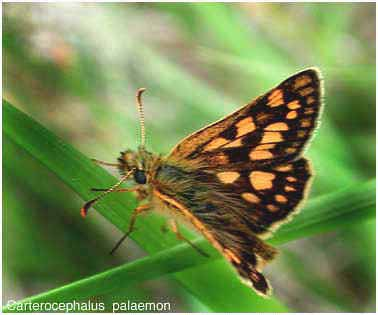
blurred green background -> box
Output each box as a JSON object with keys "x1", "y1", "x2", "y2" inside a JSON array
[{"x1": 3, "y1": 3, "x2": 375, "y2": 312}]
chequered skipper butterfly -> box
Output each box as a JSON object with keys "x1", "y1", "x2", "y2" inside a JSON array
[{"x1": 81, "y1": 68, "x2": 322, "y2": 296}]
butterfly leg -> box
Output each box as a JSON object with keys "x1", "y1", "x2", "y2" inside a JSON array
[
  {"x1": 110, "y1": 203, "x2": 150, "y2": 255},
  {"x1": 168, "y1": 219, "x2": 209, "y2": 258}
]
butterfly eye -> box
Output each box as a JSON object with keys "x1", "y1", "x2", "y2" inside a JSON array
[{"x1": 134, "y1": 169, "x2": 147, "y2": 184}]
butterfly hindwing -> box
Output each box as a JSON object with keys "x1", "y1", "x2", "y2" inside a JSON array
[{"x1": 169, "y1": 68, "x2": 321, "y2": 168}]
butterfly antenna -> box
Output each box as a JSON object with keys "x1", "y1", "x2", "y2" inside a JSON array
[
  {"x1": 80, "y1": 169, "x2": 134, "y2": 218},
  {"x1": 136, "y1": 88, "x2": 146, "y2": 148}
]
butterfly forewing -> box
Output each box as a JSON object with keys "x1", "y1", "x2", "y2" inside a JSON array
[{"x1": 169, "y1": 69, "x2": 321, "y2": 168}]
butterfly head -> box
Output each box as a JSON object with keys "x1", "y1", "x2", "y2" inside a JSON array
[{"x1": 117, "y1": 147, "x2": 153, "y2": 184}]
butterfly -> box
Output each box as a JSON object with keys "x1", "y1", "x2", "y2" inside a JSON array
[{"x1": 81, "y1": 68, "x2": 322, "y2": 297}]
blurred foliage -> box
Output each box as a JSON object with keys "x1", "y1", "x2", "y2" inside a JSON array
[{"x1": 3, "y1": 3, "x2": 375, "y2": 312}]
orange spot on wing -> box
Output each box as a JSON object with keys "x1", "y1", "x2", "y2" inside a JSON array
[
  {"x1": 285, "y1": 185, "x2": 296, "y2": 192},
  {"x1": 286, "y1": 110, "x2": 298, "y2": 119},
  {"x1": 268, "y1": 89, "x2": 284, "y2": 107},
  {"x1": 255, "y1": 144, "x2": 275, "y2": 150},
  {"x1": 249, "y1": 150, "x2": 273, "y2": 160},
  {"x1": 250, "y1": 171, "x2": 275, "y2": 190},
  {"x1": 242, "y1": 192, "x2": 260, "y2": 203},
  {"x1": 224, "y1": 138, "x2": 243, "y2": 148},
  {"x1": 275, "y1": 165, "x2": 293, "y2": 172},
  {"x1": 204, "y1": 137, "x2": 228, "y2": 151},
  {"x1": 265, "y1": 122, "x2": 289, "y2": 131},
  {"x1": 267, "y1": 204, "x2": 279, "y2": 212},
  {"x1": 275, "y1": 194, "x2": 288, "y2": 203},
  {"x1": 236, "y1": 117, "x2": 256, "y2": 137},
  {"x1": 288, "y1": 100, "x2": 301, "y2": 109},
  {"x1": 217, "y1": 171, "x2": 240, "y2": 184},
  {"x1": 287, "y1": 176, "x2": 297, "y2": 182},
  {"x1": 261, "y1": 131, "x2": 283, "y2": 144},
  {"x1": 270, "y1": 89, "x2": 282, "y2": 99}
]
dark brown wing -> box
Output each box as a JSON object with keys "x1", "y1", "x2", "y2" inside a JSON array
[{"x1": 168, "y1": 69, "x2": 322, "y2": 168}]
